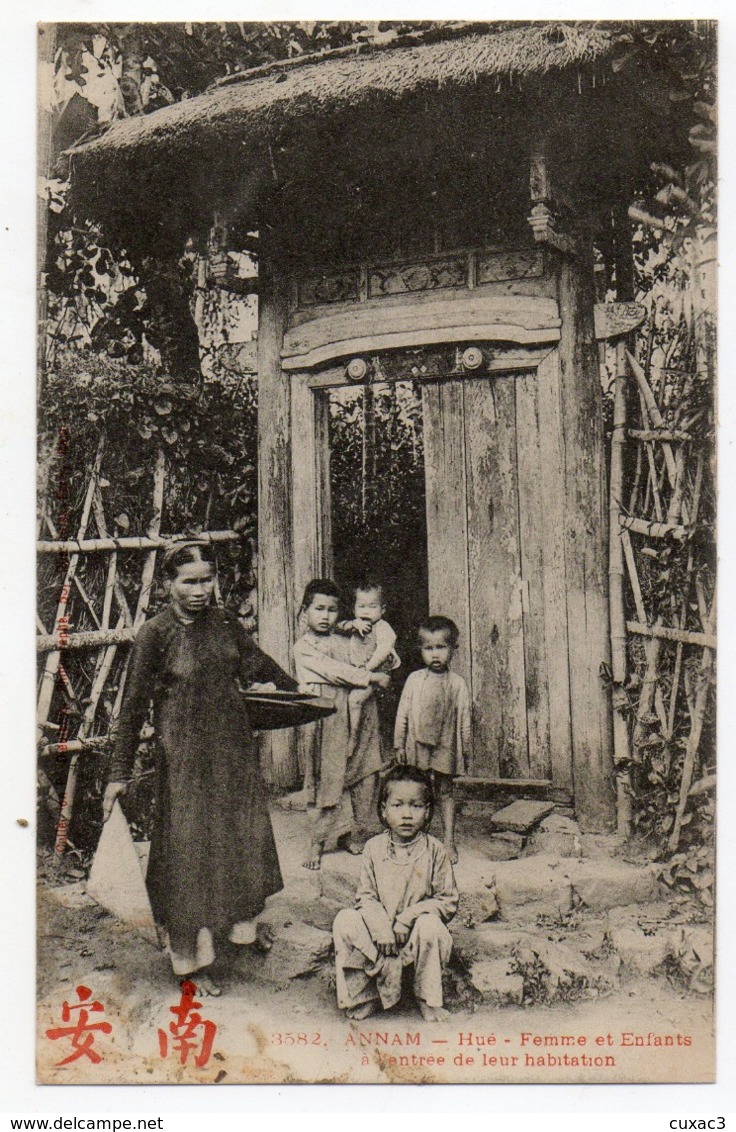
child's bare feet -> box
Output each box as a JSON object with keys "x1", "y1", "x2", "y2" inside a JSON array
[
  {"x1": 346, "y1": 838, "x2": 365, "y2": 856},
  {"x1": 194, "y1": 971, "x2": 222, "y2": 997},
  {"x1": 445, "y1": 842, "x2": 458, "y2": 865},
  {"x1": 418, "y1": 1000, "x2": 449, "y2": 1022},
  {"x1": 346, "y1": 1000, "x2": 379, "y2": 1020},
  {"x1": 303, "y1": 841, "x2": 324, "y2": 870}
]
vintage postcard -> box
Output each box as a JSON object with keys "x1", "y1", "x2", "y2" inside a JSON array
[{"x1": 36, "y1": 19, "x2": 716, "y2": 1085}]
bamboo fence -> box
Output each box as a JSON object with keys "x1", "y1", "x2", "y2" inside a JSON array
[
  {"x1": 607, "y1": 343, "x2": 715, "y2": 849},
  {"x1": 36, "y1": 445, "x2": 250, "y2": 857}
]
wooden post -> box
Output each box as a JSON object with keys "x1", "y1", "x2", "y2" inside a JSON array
[
  {"x1": 291, "y1": 376, "x2": 332, "y2": 794},
  {"x1": 257, "y1": 254, "x2": 298, "y2": 790},
  {"x1": 556, "y1": 248, "x2": 615, "y2": 831},
  {"x1": 609, "y1": 341, "x2": 633, "y2": 836}
]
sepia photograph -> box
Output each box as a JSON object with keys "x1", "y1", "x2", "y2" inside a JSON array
[{"x1": 34, "y1": 18, "x2": 717, "y2": 1085}]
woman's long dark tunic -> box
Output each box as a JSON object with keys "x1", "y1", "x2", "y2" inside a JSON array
[{"x1": 111, "y1": 605, "x2": 297, "y2": 959}]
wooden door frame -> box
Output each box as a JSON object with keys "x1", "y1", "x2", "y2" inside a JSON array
[
  {"x1": 290, "y1": 344, "x2": 555, "y2": 601},
  {"x1": 291, "y1": 373, "x2": 333, "y2": 601},
  {"x1": 288, "y1": 336, "x2": 613, "y2": 828}
]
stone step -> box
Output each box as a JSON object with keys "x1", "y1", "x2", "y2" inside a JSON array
[
  {"x1": 488, "y1": 855, "x2": 574, "y2": 922},
  {"x1": 469, "y1": 959, "x2": 524, "y2": 1005},
  {"x1": 485, "y1": 831, "x2": 525, "y2": 860},
  {"x1": 314, "y1": 840, "x2": 664, "y2": 931},
  {"x1": 318, "y1": 849, "x2": 363, "y2": 905},
  {"x1": 490, "y1": 800, "x2": 556, "y2": 835},
  {"x1": 485, "y1": 855, "x2": 664, "y2": 921},
  {"x1": 523, "y1": 814, "x2": 583, "y2": 858},
  {"x1": 259, "y1": 921, "x2": 333, "y2": 982},
  {"x1": 568, "y1": 859, "x2": 662, "y2": 911}
]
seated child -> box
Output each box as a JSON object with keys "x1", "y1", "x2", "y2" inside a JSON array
[
  {"x1": 336, "y1": 582, "x2": 400, "y2": 728},
  {"x1": 393, "y1": 615, "x2": 471, "y2": 864},
  {"x1": 332, "y1": 765, "x2": 458, "y2": 1022}
]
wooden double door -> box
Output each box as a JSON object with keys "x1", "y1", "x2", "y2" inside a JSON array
[{"x1": 292, "y1": 347, "x2": 573, "y2": 793}]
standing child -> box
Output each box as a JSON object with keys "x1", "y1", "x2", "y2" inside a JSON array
[
  {"x1": 293, "y1": 579, "x2": 390, "y2": 870},
  {"x1": 332, "y1": 765, "x2": 458, "y2": 1021},
  {"x1": 393, "y1": 615, "x2": 471, "y2": 864},
  {"x1": 336, "y1": 581, "x2": 400, "y2": 729}
]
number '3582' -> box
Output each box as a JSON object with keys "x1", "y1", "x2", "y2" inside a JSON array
[{"x1": 271, "y1": 1032, "x2": 323, "y2": 1046}]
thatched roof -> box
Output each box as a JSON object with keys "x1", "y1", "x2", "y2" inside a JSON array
[
  {"x1": 73, "y1": 24, "x2": 616, "y2": 165},
  {"x1": 67, "y1": 22, "x2": 680, "y2": 256}
]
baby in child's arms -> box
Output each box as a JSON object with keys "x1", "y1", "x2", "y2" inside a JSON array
[{"x1": 336, "y1": 582, "x2": 400, "y2": 726}]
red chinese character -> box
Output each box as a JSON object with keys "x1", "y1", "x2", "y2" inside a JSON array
[
  {"x1": 45, "y1": 985, "x2": 112, "y2": 1066},
  {"x1": 158, "y1": 980, "x2": 217, "y2": 1068}
]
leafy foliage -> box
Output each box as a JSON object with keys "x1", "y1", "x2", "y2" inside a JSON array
[
  {"x1": 39, "y1": 349, "x2": 258, "y2": 619},
  {"x1": 328, "y1": 381, "x2": 428, "y2": 667}
]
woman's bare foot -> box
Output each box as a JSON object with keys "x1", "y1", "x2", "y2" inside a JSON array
[
  {"x1": 303, "y1": 841, "x2": 324, "y2": 870},
  {"x1": 445, "y1": 842, "x2": 459, "y2": 865},
  {"x1": 418, "y1": 1000, "x2": 449, "y2": 1022},
  {"x1": 345, "y1": 1000, "x2": 379, "y2": 1020},
  {"x1": 194, "y1": 971, "x2": 222, "y2": 997}
]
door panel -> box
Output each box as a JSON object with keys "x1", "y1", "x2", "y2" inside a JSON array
[
  {"x1": 528, "y1": 350, "x2": 573, "y2": 790},
  {"x1": 422, "y1": 381, "x2": 472, "y2": 689},
  {"x1": 464, "y1": 377, "x2": 528, "y2": 777},
  {"x1": 514, "y1": 373, "x2": 553, "y2": 780}
]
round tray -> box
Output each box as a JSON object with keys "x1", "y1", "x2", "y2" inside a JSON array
[{"x1": 241, "y1": 690, "x2": 336, "y2": 731}]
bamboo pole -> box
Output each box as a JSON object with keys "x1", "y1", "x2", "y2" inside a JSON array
[
  {"x1": 625, "y1": 622, "x2": 716, "y2": 649},
  {"x1": 54, "y1": 613, "x2": 126, "y2": 856},
  {"x1": 109, "y1": 454, "x2": 170, "y2": 737},
  {"x1": 621, "y1": 529, "x2": 647, "y2": 622},
  {"x1": 135, "y1": 449, "x2": 166, "y2": 627},
  {"x1": 619, "y1": 516, "x2": 688, "y2": 541},
  {"x1": 626, "y1": 349, "x2": 679, "y2": 483},
  {"x1": 92, "y1": 489, "x2": 132, "y2": 627},
  {"x1": 608, "y1": 341, "x2": 632, "y2": 835},
  {"x1": 91, "y1": 523, "x2": 117, "y2": 687},
  {"x1": 665, "y1": 454, "x2": 704, "y2": 749},
  {"x1": 42, "y1": 514, "x2": 103, "y2": 628},
  {"x1": 105, "y1": 451, "x2": 169, "y2": 726},
  {"x1": 37, "y1": 529, "x2": 248, "y2": 554},
  {"x1": 53, "y1": 451, "x2": 167, "y2": 857},
  {"x1": 101, "y1": 550, "x2": 116, "y2": 630},
  {"x1": 669, "y1": 595, "x2": 716, "y2": 852},
  {"x1": 628, "y1": 429, "x2": 692, "y2": 443},
  {"x1": 628, "y1": 439, "x2": 643, "y2": 515},
  {"x1": 631, "y1": 418, "x2": 690, "y2": 760},
  {"x1": 56, "y1": 661, "x2": 80, "y2": 710},
  {"x1": 36, "y1": 438, "x2": 105, "y2": 740},
  {"x1": 41, "y1": 737, "x2": 111, "y2": 757},
  {"x1": 37, "y1": 628, "x2": 137, "y2": 653},
  {"x1": 643, "y1": 439, "x2": 664, "y2": 523}
]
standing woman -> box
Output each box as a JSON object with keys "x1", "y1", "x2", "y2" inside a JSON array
[{"x1": 102, "y1": 541, "x2": 298, "y2": 995}]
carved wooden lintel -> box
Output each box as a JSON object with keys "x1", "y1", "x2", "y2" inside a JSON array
[{"x1": 283, "y1": 292, "x2": 561, "y2": 370}]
